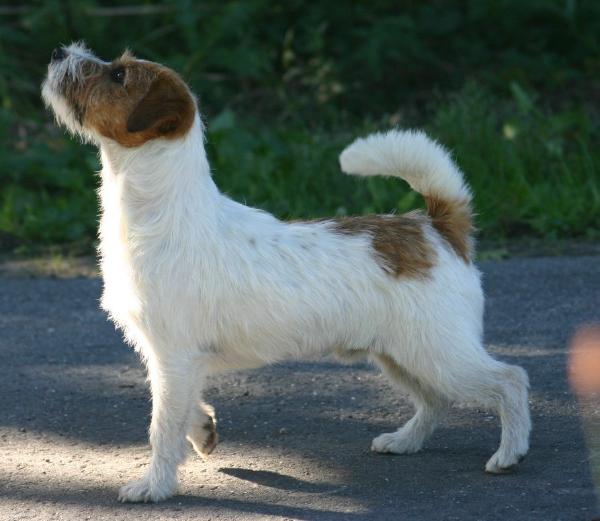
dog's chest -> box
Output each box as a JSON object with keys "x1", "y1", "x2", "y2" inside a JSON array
[
  {"x1": 98, "y1": 228, "x2": 144, "y2": 335},
  {"x1": 97, "y1": 189, "x2": 164, "y2": 344}
]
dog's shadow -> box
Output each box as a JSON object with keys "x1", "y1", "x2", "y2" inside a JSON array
[{"x1": 219, "y1": 467, "x2": 341, "y2": 494}]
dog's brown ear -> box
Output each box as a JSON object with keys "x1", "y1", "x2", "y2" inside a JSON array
[{"x1": 126, "y1": 72, "x2": 195, "y2": 139}]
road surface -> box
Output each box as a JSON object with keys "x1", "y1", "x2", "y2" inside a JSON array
[{"x1": 1, "y1": 255, "x2": 599, "y2": 520}]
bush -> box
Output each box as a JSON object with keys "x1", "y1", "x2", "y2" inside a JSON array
[{"x1": 0, "y1": 1, "x2": 598, "y2": 251}]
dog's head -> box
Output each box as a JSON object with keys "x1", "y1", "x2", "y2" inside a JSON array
[{"x1": 42, "y1": 42, "x2": 196, "y2": 147}]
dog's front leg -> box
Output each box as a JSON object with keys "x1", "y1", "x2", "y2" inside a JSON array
[{"x1": 118, "y1": 354, "x2": 201, "y2": 503}]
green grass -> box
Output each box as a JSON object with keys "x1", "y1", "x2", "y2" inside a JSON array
[
  {"x1": 0, "y1": 110, "x2": 99, "y2": 249},
  {"x1": 209, "y1": 83, "x2": 600, "y2": 239},
  {"x1": 1, "y1": 82, "x2": 598, "y2": 252},
  {"x1": 431, "y1": 84, "x2": 600, "y2": 239},
  {"x1": 0, "y1": 0, "x2": 598, "y2": 252}
]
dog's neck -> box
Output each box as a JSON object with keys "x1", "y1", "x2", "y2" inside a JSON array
[{"x1": 97, "y1": 115, "x2": 221, "y2": 260}]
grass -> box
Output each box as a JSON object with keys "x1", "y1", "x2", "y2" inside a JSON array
[
  {"x1": 2, "y1": 81, "x2": 597, "y2": 254},
  {"x1": 430, "y1": 84, "x2": 600, "y2": 239},
  {"x1": 0, "y1": 1, "x2": 598, "y2": 253}
]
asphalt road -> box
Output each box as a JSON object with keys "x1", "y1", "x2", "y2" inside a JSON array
[{"x1": 1, "y1": 255, "x2": 599, "y2": 520}]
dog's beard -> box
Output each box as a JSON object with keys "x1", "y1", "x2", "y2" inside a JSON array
[{"x1": 41, "y1": 42, "x2": 102, "y2": 143}]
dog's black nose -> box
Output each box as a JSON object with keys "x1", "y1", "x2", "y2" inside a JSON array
[{"x1": 51, "y1": 47, "x2": 66, "y2": 62}]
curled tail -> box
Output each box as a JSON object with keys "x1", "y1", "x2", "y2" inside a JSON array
[{"x1": 339, "y1": 129, "x2": 474, "y2": 262}]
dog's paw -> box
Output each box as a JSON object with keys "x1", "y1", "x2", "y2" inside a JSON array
[
  {"x1": 484, "y1": 449, "x2": 527, "y2": 474},
  {"x1": 371, "y1": 430, "x2": 423, "y2": 454},
  {"x1": 118, "y1": 475, "x2": 175, "y2": 503},
  {"x1": 187, "y1": 414, "x2": 218, "y2": 458}
]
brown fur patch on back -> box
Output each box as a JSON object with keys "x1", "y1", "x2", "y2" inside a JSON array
[
  {"x1": 425, "y1": 196, "x2": 473, "y2": 262},
  {"x1": 329, "y1": 212, "x2": 436, "y2": 278}
]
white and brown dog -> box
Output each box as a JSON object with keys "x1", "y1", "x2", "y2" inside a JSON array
[{"x1": 42, "y1": 43, "x2": 531, "y2": 502}]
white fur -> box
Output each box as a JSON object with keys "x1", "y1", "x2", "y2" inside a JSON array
[
  {"x1": 41, "y1": 42, "x2": 105, "y2": 142},
  {"x1": 42, "y1": 48, "x2": 531, "y2": 503},
  {"x1": 340, "y1": 129, "x2": 471, "y2": 202}
]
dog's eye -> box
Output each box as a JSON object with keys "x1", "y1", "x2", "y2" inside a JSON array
[{"x1": 111, "y1": 67, "x2": 126, "y2": 84}]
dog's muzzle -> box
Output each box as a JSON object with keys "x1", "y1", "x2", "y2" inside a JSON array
[{"x1": 42, "y1": 43, "x2": 104, "y2": 137}]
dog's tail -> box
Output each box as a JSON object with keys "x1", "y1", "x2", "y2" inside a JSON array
[{"x1": 339, "y1": 129, "x2": 474, "y2": 262}]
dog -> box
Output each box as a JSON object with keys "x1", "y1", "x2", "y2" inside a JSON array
[{"x1": 42, "y1": 43, "x2": 531, "y2": 503}]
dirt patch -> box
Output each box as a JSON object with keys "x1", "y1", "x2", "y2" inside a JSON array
[{"x1": 0, "y1": 255, "x2": 98, "y2": 278}]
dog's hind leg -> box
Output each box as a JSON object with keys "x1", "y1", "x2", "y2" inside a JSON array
[
  {"x1": 423, "y1": 348, "x2": 530, "y2": 473},
  {"x1": 187, "y1": 401, "x2": 218, "y2": 458},
  {"x1": 373, "y1": 342, "x2": 531, "y2": 472},
  {"x1": 118, "y1": 354, "x2": 202, "y2": 503},
  {"x1": 440, "y1": 356, "x2": 530, "y2": 473},
  {"x1": 371, "y1": 353, "x2": 449, "y2": 454},
  {"x1": 479, "y1": 362, "x2": 531, "y2": 473}
]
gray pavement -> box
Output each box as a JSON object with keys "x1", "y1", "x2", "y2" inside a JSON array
[{"x1": 0, "y1": 255, "x2": 599, "y2": 520}]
